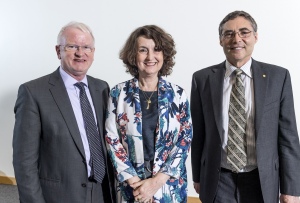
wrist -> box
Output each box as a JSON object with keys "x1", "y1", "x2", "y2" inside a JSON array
[
  {"x1": 126, "y1": 176, "x2": 140, "y2": 185},
  {"x1": 153, "y1": 172, "x2": 169, "y2": 186}
]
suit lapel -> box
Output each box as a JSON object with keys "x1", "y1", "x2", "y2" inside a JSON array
[
  {"x1": 252, "y1": 59, "x2": 268, "y2": 136},
  {"x1": 210, "y1": 62, "x2": 226, "y2": 138},
  {"x1": 88, "y1": 78, "x2": 103, "y2": 134},
  {"x1": 48, "y1": 69, "x2": 86, "y2": 158}
]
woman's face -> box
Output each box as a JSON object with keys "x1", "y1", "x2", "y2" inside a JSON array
[{"x1": 135, "y1": 36, "x2": 164, "y2": 78}]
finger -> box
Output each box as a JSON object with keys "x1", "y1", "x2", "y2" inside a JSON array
[
  {"x1": 136, "y1": 194, "x2": 150, "y2": 203},
  {"x1": 145, "y1": 198, "x2": 152, "y2": 203},
  {"x1": 133, "y1": 189, "x2": 139, "y2": 196},
  {"x1": 133, "y1": 186, "x2": 140, "y2": 191},
  {"x1": 135, "y1": 197, "x2": 141, "y2": 202},
  {"x1": 131, "y1": 180, "x2": 144, "y2": 189},
  {"x1": 139, "y1": 197, "x2": 148, "y2": 203}
]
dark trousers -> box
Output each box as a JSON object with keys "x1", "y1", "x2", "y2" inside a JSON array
[
  {"x1": 214, "y1": 168, "x2": 264, "y2": 203},
  {"x1": 85, "y1": 179, "x2": 104, "y2": 203}
]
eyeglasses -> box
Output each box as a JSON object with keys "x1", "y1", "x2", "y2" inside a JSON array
[
  {"x1": 59, "y1": 44, "x2": 94, "y2": 53},
  {"x1": 221, "y1": 30, "x2": 253, "y2": 39}
]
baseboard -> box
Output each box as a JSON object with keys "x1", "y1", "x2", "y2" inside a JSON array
[
  {"x1": 0, "y1": 177, "x2": 201, "y2": 202},
  {"x1": 0, "y1": 176, "x2": 17, "y2": 185},
  {"x1": 187, "y1": 196, "x2": 201, "y2": 203}
]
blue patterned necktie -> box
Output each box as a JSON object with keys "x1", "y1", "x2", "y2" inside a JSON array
[
  {"x1": 75, "y1": 82, "x2": 105, "y2": 182},
  {"x1": 227, "y1": 69, "x2": 247, "y2": 172}
]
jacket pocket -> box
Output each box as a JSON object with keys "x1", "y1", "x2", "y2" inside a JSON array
[{"x1": 40, "y1": 177, "x2": 60, "y2": 187}]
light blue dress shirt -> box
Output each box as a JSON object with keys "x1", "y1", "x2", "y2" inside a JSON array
[{"x1": 59, "y1": 67, "x2": 98, "y2": 177}]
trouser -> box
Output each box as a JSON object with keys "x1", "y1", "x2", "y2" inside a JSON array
[{"x1": 214, "y1": 168, "x2": 264, "y2": 203}]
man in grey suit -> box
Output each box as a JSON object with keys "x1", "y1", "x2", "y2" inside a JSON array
[
  {"x1": 13, "y1": 22, "x2": 115, "y2": 203},
  {"x1": 191, "y1": 11, "x2": 300, "y2": 203}
]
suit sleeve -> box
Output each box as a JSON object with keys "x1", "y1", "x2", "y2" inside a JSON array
[
  {"x1": 190, "y1": 73, "x2": 205, "y2": 183},
  {"x1": 278, "y1": 70, "x2": 300, "y2": 195},
  {"x1": 13, "y1": 84, "x2": 46, "y2": 203}
]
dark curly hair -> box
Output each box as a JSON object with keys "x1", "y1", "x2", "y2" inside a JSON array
[
  {"x1": 119, "y1": 25, "x2": 176, "y2": 77},
  {"x1": 219, "y1": 10, "x2": 257, "y2": 38}
]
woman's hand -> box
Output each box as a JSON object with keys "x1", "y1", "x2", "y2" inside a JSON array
[
  {"x1": 127, "y1": 176, "x2": 141, "y2": 186},
  {"x1": 131, "y1": 173, "x2": 170, "y2": 202}
]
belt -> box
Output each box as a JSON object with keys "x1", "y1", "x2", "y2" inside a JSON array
[{"x1": 221, "y1": 167, "x2": 258, "y2": 174}]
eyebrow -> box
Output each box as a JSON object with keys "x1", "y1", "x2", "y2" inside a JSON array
[{"x1": 223, "y1": 27, "x2": 252, "y2": 33}]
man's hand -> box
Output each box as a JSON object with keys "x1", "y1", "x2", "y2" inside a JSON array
[
  {"x1": 194, "y1": 182, "x2": 200, "y2": 194},
  {"x1": 280, "y1": 194, "x2": 300, "y2": 203}
]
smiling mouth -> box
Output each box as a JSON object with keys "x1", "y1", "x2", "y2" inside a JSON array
[
  {"x1": 144, "y1": 62, "x2": 157, "y2": 66},
  {"x1": 227, "y1": 46, "x2": 244, "y2": 52},
  {"x1": 74, "y1": 59, "x2": 86, "y2": 62},
  {"x1": 230, "y1": 47, "x2": 243, "y2": 50}
]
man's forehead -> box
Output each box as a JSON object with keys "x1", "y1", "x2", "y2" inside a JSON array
[
  {"x1": 223, "y1": 17, "x2": 253, "y2": 30},
  {"x1": 223, "y1": 27, "x2": 252, "y2": 32}
]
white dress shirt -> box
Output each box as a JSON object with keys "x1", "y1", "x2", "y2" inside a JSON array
[{"x1": 221, "y1": 59, "x2": 257, "y2": 172}]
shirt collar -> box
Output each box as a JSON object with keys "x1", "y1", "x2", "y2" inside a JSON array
[
  {"x1": 59, "y1": 67, "x2": 88, "y2": 88},
  {"x1": 224, "y1": 58, "x2": 252, "y2": 79}
]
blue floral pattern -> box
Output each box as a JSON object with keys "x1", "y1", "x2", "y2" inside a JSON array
[{"x1": 105, "y1": 77, "x2": 192, "y2": 203}]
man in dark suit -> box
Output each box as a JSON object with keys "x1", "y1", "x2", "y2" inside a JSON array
[
  {"x1": 191, "y1": 11, "x2": 300, "y2": 203},
  {"x1": 13, "y1": 22, "x2": 115, "y2": 203}
]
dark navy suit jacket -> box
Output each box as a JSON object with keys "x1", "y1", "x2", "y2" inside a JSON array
[{"x1": 191, "y1": 59, "x2": 300, "y2": 203}]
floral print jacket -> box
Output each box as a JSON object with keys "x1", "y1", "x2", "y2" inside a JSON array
[{"x1": 105, "y1": 77, "x2": 193, "y2": 203}]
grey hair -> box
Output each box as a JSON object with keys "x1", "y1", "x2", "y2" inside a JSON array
[
  {"x1": 219, "y1": 11, "x2": 257, "y2": 37},
  {"x1": 57, "y1": 21, "x2": 95, "y2": 45}
]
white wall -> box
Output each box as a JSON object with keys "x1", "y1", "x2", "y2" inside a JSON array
[{"x1": 1, "y1": 0, "x2": 300, "y2": 197}]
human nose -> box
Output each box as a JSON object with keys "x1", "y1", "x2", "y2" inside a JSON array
[
  {"x1": 75, "y1": 47, "x2": 85, "y2": 56},
  {"x1": 146, "y1": 50, "x2": 154, "y2": 60},
  {"x1": 232, "y1": 32, "x2": 242, "y2": 41}
]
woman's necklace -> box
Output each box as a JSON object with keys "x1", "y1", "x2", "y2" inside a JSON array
[
  {"x1": 141, "y1": 90, "x2": 155, "y2": 109},
  {"x1": 139, "y1": 83, "x2": 157, "y2": 109}
]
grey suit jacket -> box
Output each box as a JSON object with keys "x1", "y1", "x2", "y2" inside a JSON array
[
  {"x1": 191, "y1": 59, "x2": 300, "y2": 203},
  {"x1": 13, "y1": 68, "x2": 115, "y2": 203}
]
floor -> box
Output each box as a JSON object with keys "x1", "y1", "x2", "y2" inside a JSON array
[
  {"x1": 0, "y1": 183, "x2": 201, "y2": 203},
  {"x1": 0, "y1": 184, "x2": 19, "y2": 203}
]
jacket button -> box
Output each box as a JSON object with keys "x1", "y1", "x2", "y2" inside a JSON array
[{"x1": 81, "y1": 183, "x2": 86, "y2": 187}]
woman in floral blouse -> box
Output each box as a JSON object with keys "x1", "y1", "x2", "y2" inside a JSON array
[{"x1": 105, "y1": 25, "x2": 192, "y2": 203}]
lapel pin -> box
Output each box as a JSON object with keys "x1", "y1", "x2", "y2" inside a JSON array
[{"x1": 263, "y1": 74, "x2": 266, "y2": 78}]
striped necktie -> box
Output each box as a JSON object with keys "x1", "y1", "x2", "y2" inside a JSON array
[
  {"x1": 227, "y1": 69, "x2": 247, "y2": 172},
  {"x1": 75, "y1": 82, "x2": 105, "y2": 182}
]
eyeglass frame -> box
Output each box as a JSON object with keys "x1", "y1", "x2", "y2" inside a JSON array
[
  {"x1": 58, "y1": 44, "x2": 95, "y2": 53},
  {"x1": 221, "y1": 29, "x2": 254, "y2": 39}
]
